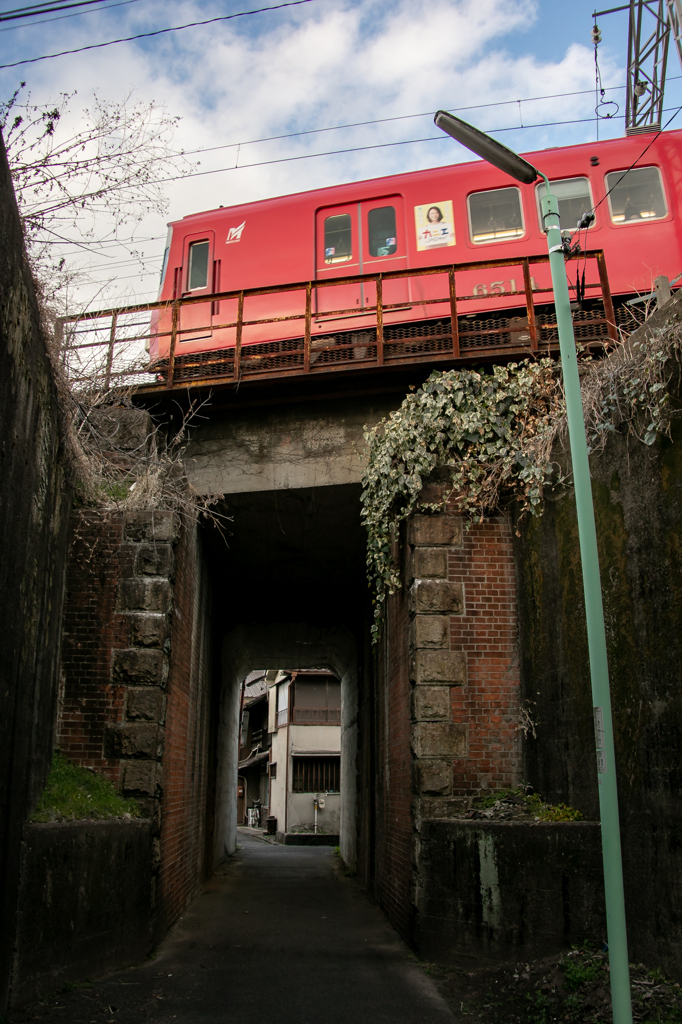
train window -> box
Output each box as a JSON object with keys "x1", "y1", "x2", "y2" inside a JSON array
[
  {"x1": 605, "y1": 166, "x2": 667, "y2": 223},
  {"x1": 188, "y1": 240, "x2": 209, "y2": 290},
  {"x1": 368, "y1": 206, "x2": 397, "y2": 257},
  {"x1": 535, "y1": 177, "x2": 594, "y2": 231},
  {"x1": 324, "y1": 214, "x2": 352, "y2": 263},
  {"x1": 468, "y1": 188, "x2": 524, "y2": 244}
]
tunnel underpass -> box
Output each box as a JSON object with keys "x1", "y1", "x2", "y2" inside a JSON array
[{"x1": 200, "y1": 481, "x2": 372, "y2": 875}]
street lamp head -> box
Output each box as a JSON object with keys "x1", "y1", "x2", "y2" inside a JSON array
[{"x1": 434, "y1": 110, "x2": 540, "y2": 185}]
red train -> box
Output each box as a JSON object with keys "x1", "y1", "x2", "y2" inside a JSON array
[{"x1": 150, "y1": 130, "x2": 682, "y2": 363}]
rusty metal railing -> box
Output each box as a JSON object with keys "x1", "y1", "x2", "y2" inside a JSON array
[{"x1": 58, "y1": 250, "x2": 619, "y2": 393}]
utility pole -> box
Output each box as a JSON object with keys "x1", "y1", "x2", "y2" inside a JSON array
[{"x1": 594, "y1": 1, "x2": 682, "y2": 134}]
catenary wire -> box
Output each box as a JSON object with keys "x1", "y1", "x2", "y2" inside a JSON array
[{"x1": 0, "y1": 0, "x2": 324, "y2": 67}]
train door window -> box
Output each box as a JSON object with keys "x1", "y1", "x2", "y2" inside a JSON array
[
  {"x1": 324, "y1": 214, "x2": 353, "y2": 263},
  {"x1": 468, "y1": 187, "x2": 525, "y2": 244},
  {"x1": 605, "y1": 166, "x2": 667, "y2": 223},
  {"x1": 367, "y1": 206, "x2": 397, "y2": 257},
  {"x1": 535, "y1": 177, "x2": 594, "y2": 232},
  {"x1": 188, "y1": 240, "x2": 210, "y2": 290}
]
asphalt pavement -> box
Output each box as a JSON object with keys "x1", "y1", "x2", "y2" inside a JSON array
[{"x1": 11, "y1": 831, "x2": 456, "y2": 1024}]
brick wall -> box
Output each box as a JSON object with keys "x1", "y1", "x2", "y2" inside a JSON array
[
  {"x1": 447, "y1": 516, "x2": 521, "y2": 798},
  {"x1": 372, "y1": 509, "x2": 521, "y2": 945},
  {"x1": 58, "y1": 508, "x2": 213, "y2": 940},
  {"x1": 158, "y1": 519, "x2": 212, "y2": 933},
  {"x1": 59, "y1": 513, "x2": 133, "y2": 786}
]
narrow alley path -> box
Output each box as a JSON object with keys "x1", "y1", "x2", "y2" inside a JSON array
[{"x1": 12, "y1": 832, "x2": 456, "y2": 1024}]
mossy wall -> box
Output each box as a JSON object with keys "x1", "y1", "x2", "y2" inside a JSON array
[
  {"x1": 513, "y1": 375, "x2": 682, "y2": 974},
  {"x1": 0, "y1": 131, "x2": 73, "y2": 1010}
]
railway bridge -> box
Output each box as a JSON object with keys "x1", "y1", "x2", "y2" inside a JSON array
[{"x1": 50, "y1": 251, "x2": 626, "y2": 963}]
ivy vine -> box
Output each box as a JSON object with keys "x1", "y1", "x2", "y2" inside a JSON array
[
  {"x1": 360, "y1": 360, "x2": 561, "y2": 640},
  {"x1": 361, "y1": 319, "x2": 682, "y2": 643}
]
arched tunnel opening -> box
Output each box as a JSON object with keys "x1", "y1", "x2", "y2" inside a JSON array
[{"x1": 200, "y1": 481, "x2": 372, "y2": 875}]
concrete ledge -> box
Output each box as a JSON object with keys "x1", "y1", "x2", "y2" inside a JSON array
[
  {"x1": 416, "y1": 819, "x2": 604, "y2": 966},
  {"x1": 12, "y1": 820, "x2": 153, "y2": 1006},
  {"x1": 275, "y1": 832, "x2": 340, "y2": 846}
]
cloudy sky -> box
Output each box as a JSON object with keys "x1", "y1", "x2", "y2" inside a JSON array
[{"x1": 2, "y1": 0, "x2": 681, "y2": 307}]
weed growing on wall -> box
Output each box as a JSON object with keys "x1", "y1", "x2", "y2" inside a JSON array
[
  {"x1": 361, "y1": 360, "x2": 562, "y2": 639},
  {"x1": 581, "y1": 321, "x2": 682, "y2": 451},
  {"x1": 31, "y1": 751, "x2": 140, "y2": 822}
]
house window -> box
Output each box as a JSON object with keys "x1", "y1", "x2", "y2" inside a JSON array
[
  {"x1": 188, "y1": 240, "x2": 209, "y2": 290},
  {"x1": 269, "y1": 762, "x2": 277, "y2": 779},
  {"x1": 324, "y1": 214, "x2": 352, "y2": 263},
  {"x1": 468, "y1": 187, "x2": 524, "y2": 244},
  {"x1": 292, "y1": 678, "x2": 341, "y2": 724},
  {"x1": 605, "y1": 166, "x2": 667, "y2": 223},
  {"x1": 276, "y1": 681, "x2": 289, "y2": 729},
  {"x1": 535, "y1": 177, "x2": 594, "y2": 232},
  {"x1": 292, "y1": 756, "x2": 340, "y2": 793},
  {"x1": 367, "y1": 206, "x2": 397, "y2": 256}
]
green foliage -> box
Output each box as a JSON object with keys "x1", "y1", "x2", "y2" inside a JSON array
[
  {"x1": 473, "y1": 785, "x2": 583, "y2": 822},
  {"x1": 563, "y1": 952, "x2": 604, "y2": 990},
  {"x1": 360, "y1": 322, "x2": 682, "y2": 643},
  {"x1": 361, "y1": 360, "x2": 561, "y2": 639},
  {"x1": 31, "y1": 750, "x2": 140, "y2": 822},
  {"x1": 540, "y1": 802, "x2": 583, "y2": 822}
]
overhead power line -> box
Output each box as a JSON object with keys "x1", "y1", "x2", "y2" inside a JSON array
[
  {"x1": 155, "y1": 109, "x2": 682, "y2": 186},
  {"x1": 0, "y1": 0, "x2": 118, "y2": 22},
  {"x1": 0, "y1": 0, "x2": 140, "y2": 30},
  {"x1": 0, "y1": 0, "x2": 323, "y2": 67},
  {"x1": 181, "y1": 84, "x2": 632, "y2": 159}
]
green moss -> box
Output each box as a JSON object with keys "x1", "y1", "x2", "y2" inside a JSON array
[{"x1": 31, "y1": 750, "x2": 140, "y2": 822}]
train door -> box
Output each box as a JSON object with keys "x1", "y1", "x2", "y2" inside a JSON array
[
  {"x1": 359, "y1": 197, "x2": 409, "y2": 315},
  {"x1": 315, "y1": 203, "x2": 362, "y2": 320},
  {"x1": 177, "y1": 230, "x2": 216, "y2": 349}
]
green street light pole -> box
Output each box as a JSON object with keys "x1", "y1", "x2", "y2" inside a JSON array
[{"x1": 434, "y1": 110, "x2": 633, "y2": 1024}]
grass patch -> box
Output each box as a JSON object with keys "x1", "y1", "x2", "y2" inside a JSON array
[{"x1": 31, "y1": 750, "x2": 140, "y2": 822}]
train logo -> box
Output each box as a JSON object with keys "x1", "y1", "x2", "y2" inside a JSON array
[{"x1": 226, "y1": 221, "x2": 246, "y2": 244}]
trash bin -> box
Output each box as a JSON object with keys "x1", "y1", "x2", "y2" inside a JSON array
[{"x1": 266, "y1": 815, "x2": 277, "y2": 835}]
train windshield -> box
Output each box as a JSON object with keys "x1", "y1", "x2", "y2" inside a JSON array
[
  {"x1": 468, "y1": 187, "x2": 524, "y2": 244},
  {"x1": 188, "y1": 240, "x2": 209, "y2": 290},
  {"x1": 324, "y1": 214, "x2": 353, "y2": 263},
  {"x1": 368, "y1": 206, "x2": 397, "y2": 256},
  {"x1": 606, "y1": 166, "x2": 667, "y2": 223},
  {"x1": 535, "y1": 177, "x2": 594, "y2": 231}
]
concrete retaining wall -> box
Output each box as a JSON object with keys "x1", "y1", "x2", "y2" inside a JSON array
[
  {"x1": 0, "y1": 132, "x2": 73, "y2": 1010},
  {"x1": 416, "y1": 820, "x2": 605, "y2": 965},
  {"x1": 12, "y1": 820, "x2": 153, "y2": 1006}
]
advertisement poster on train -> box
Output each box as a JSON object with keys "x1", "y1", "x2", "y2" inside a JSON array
[{"x1": 414, "y1": 201, "x2": 455, "y2": 250}]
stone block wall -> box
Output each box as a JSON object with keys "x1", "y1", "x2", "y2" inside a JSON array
[{"x1": 58, "y1": 508, "x2": 213, "y2": 940}]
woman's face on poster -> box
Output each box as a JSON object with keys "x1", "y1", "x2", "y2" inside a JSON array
[{"x1": 427, "y1": 207, "x2": 443, "y2": 223}]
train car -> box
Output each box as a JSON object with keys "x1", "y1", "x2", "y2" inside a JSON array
[{"x1": 150, "y1": 130, "x2": 682, "y2": 366}]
